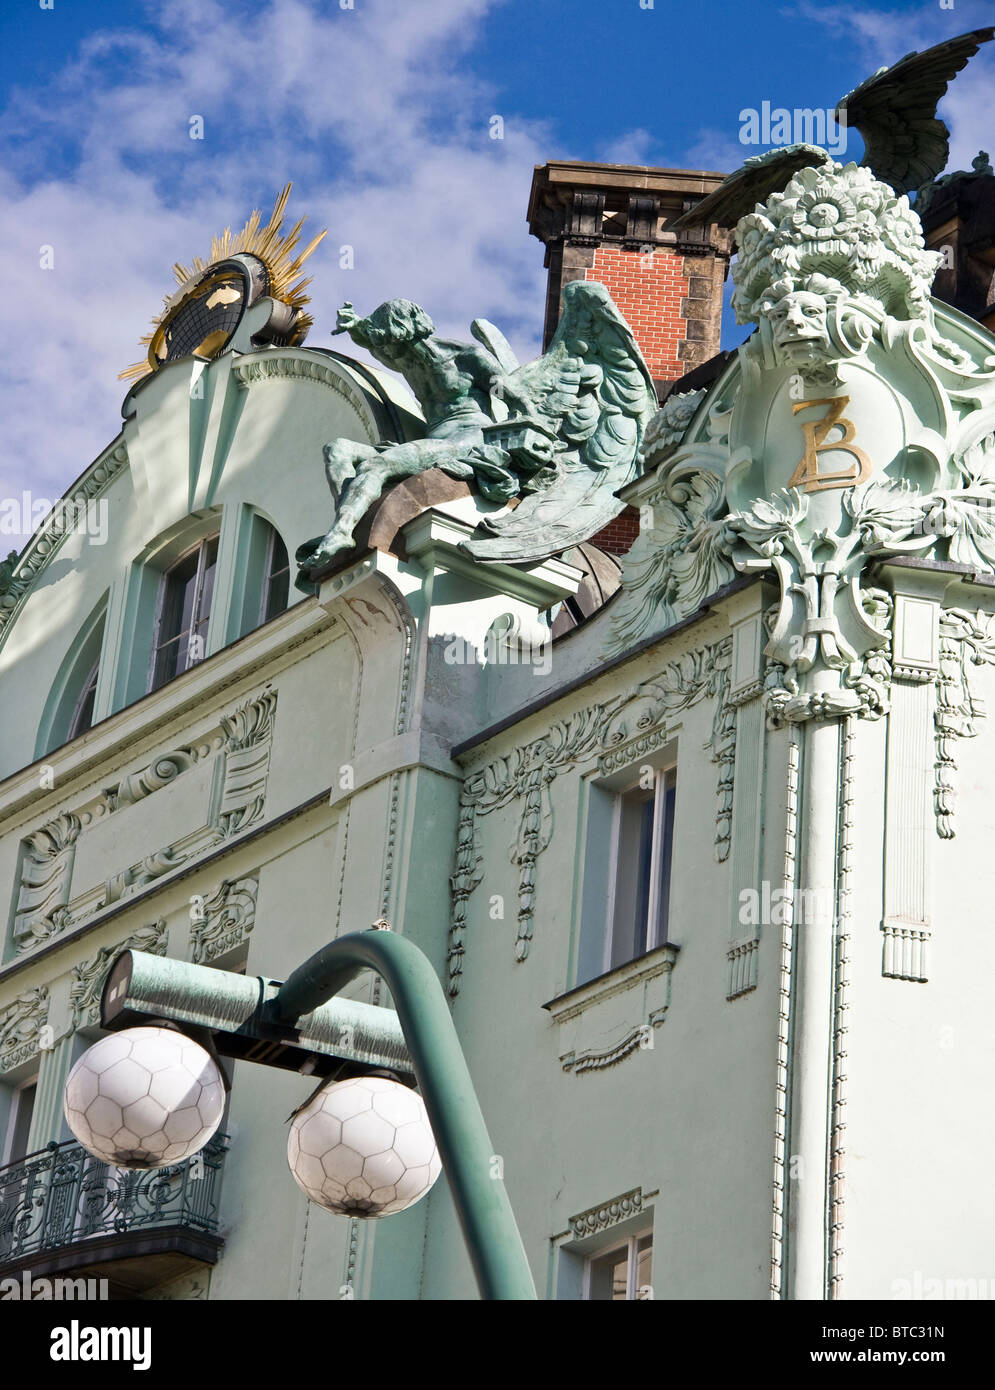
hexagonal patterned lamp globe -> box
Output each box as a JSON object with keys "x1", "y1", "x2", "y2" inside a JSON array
[
  {"x1": 287, "y1": 1075, "x2": 442, "y2": 1217},
  {"x1": 63, "y1": 1026, "x2": 226, "y2": 1169}
]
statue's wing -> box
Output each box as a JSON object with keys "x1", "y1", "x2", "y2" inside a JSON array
[
  {"x1": 834, "y1": 27, "x2": 994, "y2": 194},
  {"x1": 471, "y1": 318, "x2": 520, "y2": 374},
  {"x1": 670, "y1": 145, "x2": 830, "y2": 232},
  {"x1": 462, "y1": 280, "x2": 657, "y2": 563}
]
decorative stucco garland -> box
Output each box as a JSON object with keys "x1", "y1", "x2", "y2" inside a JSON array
[
  {"x1": 448, "y1": 637, "x2": 733, "y2": 996},
  {"x1": 934, "y1": 607, "x2": 995, "y2": 837}
]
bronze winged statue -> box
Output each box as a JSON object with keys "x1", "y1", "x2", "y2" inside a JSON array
[
  {"x1": 296, "y1": 280, "x2": 657, "y2": 577},
  {"x1": 672, "y1": 26, "x2": 994, "y2": 233}
]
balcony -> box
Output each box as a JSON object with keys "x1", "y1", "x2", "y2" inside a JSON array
[{"x1": 0, "y1": 1134, "x2": 228, "y2": 1297}]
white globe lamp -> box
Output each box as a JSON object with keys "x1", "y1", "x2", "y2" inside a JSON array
[
  {"x1": 64, "y1": 1026, "x2": 225, "y2": 1169},
  {"x1": 287, "y1": 1075, "x2": 442, "y2": 1217}
]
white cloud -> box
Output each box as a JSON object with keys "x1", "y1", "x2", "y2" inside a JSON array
[
  {"x1": 594, "y1": 129, "x2": 657, "y2": 167},
  {"x1": 683, "y1": 127, "x2": 744, "y2": 175},
  {"x1": 1, "y1": 0, "x2": 557, "y2": 549}
]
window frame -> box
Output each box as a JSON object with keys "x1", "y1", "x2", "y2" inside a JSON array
[
  {"x1": 602, "y1": 763, "x2": 677, "y2": 976},
  {"x1": 67, "y1": 656, "x2": 101, "y2": 741},
  {"x1": 258, "y1": 524, "x2": 291, "y2": 627},
  {"x1": 147, "y1": 532, "x2": 220, "y2": 692},
  {"x1": 36, "y1": 596, "x2": 108, "y2": 758},
  {"x1": 2, "y1": 1076, "x2": 38, "y2": 1167},
  {"x1": 582, "y1": 1227, "x2": 653, "y2": 1301}
]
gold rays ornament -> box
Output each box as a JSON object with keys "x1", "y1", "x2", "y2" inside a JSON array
[{"x1": 120, "y1": 184, "x2": 326, "y2": 382}]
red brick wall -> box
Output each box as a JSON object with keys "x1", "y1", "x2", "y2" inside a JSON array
[
  {"x1": 589, "y1": 506, "x2": 640, "y2": 556},
  {"x1": 585, "y1": 245, "x2": 688, "y2": 380},
  {"x1": 582, "y1": 248, "x2": 694, "y2": 556}
]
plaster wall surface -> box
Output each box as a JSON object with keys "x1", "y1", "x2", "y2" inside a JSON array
[{"x1": 4, "y1": 310, "x2": 995, "y2": 1304}]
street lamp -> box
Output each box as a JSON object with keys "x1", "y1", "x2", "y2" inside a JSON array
[
  {"x1": 64, "y1": 1025, "x2": 225, "y2": 1169},
  {"x1": 287, "y1": 1074, "x2": 442, "y2": 1216},
  {"x1": 61, "y1": 926, "x2": 536, "y2": 1300}
]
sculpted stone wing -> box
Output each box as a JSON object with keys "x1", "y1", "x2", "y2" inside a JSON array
[
  {"x1": 674, "y1": 28, "x2": 995, "y2": 236},
  {"x1": 671, "y1": 146, "x2": 831, "y2": 232},
  {"x1": 834, "y1": 27, "x2": 994, "y2": 194},
  {"x1": 462, "y1": 280, "x2": 657, "y2": 562}
]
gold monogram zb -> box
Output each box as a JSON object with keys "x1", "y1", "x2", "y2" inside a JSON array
[{"x1": 787, "y1": 397, "x2": 871, "y2": 492}]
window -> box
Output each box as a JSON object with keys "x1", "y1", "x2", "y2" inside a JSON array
[
  {"x1": 585, "y1": 1231, "x2": 653, "y2": 1301},
  {"x1": 3, "y1": 1081, "x2": 37, "y2": 1166},
  {"x1": 260, "y1": 526, "x2": 290, "y2": 624},
  {"x1": 37, "y1": 599, "x2": 107, "y2": 756},
  {"x1": 68, "y1": 658, "x2": 100, "y2": 739},
  {"x1": 576, "y1": 760, "x2": 678, "y2": 986},
  {"x1": 556, "y1": 1205, "x2": 655, "y2": 1300},
  {"x1": 227, "y1": 512, "x2": 295, "y2": 639},
  {"x1": 603, "y1": 766, "x2": 676, "y2": 973},
  {"x1": 149, "y1": 534, "x2": 219, "y2": 691}
]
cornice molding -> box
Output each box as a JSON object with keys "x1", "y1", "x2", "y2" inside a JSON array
[
  {"x1": 0, "y1": 596, "x2": 334, "y2": 830},
  {"x1": 0, "y1": 442, "x2": 129, "y2": 652},
  {"x1": 568, "y1": 1187, "x2": 645, "y2": 1239},
  {"x1": 544, "y1": 943, "x2": 680, "y2": 1023}
]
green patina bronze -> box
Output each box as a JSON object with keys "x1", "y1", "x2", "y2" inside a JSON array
[
  {"x1": 0, "y1": 551, "x2": 19, "y2": 600},
  {"x1": 296, "y1": 280, "x2": 656, "y2": 577},
  {"x1": 101, "y1": 948, "x2": 415, "y2": 1081}
]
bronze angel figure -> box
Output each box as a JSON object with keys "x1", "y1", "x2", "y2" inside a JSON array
[{"x1": 295, "y1": 279, "x2": 657, "y2": 577}]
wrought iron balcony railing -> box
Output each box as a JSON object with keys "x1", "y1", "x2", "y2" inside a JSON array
[{"x1": 0, "y1": 1134, "x2": 228, "y2": 1271}]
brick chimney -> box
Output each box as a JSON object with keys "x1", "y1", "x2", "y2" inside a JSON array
[
  {"x1": 919, "y1": 158, "x2": 995, "y2": 333},
  {"x1": 527, "y1": 161, "x2": 732, "y2": 559},
  {"x1": 527, "y1": 161, "x2": 733, "y2": 393}
]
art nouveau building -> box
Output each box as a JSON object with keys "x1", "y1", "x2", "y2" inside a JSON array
[{"x1": 1, "y1": 151, "x2": 994, "y2": 1302}]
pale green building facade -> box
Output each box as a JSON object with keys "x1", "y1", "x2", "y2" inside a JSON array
[{"x1": 2, "y1": 150, "x2": 995, "y2": 1302}]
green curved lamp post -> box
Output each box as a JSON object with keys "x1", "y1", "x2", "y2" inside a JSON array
[{"x1": 99, "y1": 929, "x2": 537, "y2": 1301}]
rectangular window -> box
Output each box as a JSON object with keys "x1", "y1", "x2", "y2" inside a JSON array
[
  {"x1": 585, "y1": 1231, "x2": 653, "y2": 1301},
  {"x1": 603, "y1": 766, "x2": 676, "y2": 974},
  {"x1": 150, "y1": 535, "x2": 219, "y2": 691},
  {"x1": 4, "y1": 1081, "x2": 37, "y2": 1165}
]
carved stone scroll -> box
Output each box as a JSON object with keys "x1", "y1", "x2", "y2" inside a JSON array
[
  {"x1": 0, "y1": 988, "x2": 50, "y2": 1073},
  {"x1": 12, "y1": 814, "x2": 81, "y2": 950},
  {"x1": 214, "y1": 691, "x2": 277, "y2": 837},
  {"x1": 70, "y1": 920, "x2": 168, "y2": 1029},
  {"x1": 189, "y1": 876, "x2": 258, "y2": 964}
]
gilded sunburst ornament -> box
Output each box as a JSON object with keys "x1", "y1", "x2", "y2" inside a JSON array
[{"x1": 120, "y1": 185, "x2": 326, "y2": 383}]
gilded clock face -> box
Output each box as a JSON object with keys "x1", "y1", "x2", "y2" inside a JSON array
[
  {"x1": 121, "y1": 185, "x2": 325, "y2": 385},
  {"x1": 152, "y1": 263, "x2": 252, "y2": 368}
]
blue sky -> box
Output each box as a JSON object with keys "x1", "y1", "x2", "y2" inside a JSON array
[{"x1": 2, "y1": 0, "x2": 993, "y2": 547}]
